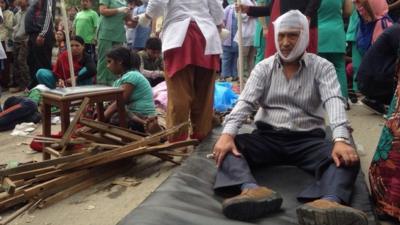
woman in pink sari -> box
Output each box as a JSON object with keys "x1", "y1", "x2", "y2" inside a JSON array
[{"x1": 354, "y1": 0, "x2": 393, "y2": 54}]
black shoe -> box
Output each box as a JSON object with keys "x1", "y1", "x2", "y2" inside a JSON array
[
  {"x1": 222, "y1": 186, "x2": 283, "y2": 221},
  {"x1": 348, "y1": 90, "x2": 358, "y2": 104},
  {"x1": 345, "y1": 102, "x2": 350, "y2": 111},
  {"x1": 361, "y1": 98, "x2": 387, "y2": 115}
]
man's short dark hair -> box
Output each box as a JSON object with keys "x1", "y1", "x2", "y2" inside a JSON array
[{"x1": 145, "y1": 37, "x2": 162, "y2": 51}]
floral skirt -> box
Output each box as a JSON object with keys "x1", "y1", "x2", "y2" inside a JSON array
[{"x1": 369, "y1": 79, "x2": 400, "y2": 220}]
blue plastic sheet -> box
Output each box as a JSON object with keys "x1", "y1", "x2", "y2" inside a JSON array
[{"x1": 213, "y1": 82, "x2": 238, "y2": 112}]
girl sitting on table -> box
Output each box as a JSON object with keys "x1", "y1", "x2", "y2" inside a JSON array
[
  {"x1": 104, "y1": 46, "x2": 158, "y2": 133},
  {"x1": 36, "y1": 35, "x2": 96, "y2": 89}
]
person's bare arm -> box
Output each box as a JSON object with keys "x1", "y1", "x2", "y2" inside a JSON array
[
  {"x1": 304, "y1": 0, "x2": 321, "y2": 19},
  {"x1": 99, "y1": 5, "x2": 128, "y2": 17},
  {"x1": 104, "y1": 83, "x2": 134, "y2": 121},
  {"x1": 343, "y1": 0, "x2": 353, "y2": 18},
  {"x1": 237, "y1": 4, "x2": 271, "y2": 17}
]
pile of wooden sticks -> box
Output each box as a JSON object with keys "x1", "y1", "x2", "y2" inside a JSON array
[{"x1": 0, "y1": 99, "x2": 196, "y2": 225}]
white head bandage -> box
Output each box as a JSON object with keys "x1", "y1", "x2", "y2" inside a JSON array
[{"x1": 273, "y1": 10, "x2": 309, "y2": 62}]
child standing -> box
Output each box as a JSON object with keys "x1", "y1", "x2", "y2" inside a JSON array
[
  {"x1": 9, "y1": 0, "x2": 29, "y2": 93},
  {"x1": 221, "y1": 2, "x2": 238, "y2": 81},
  {"x1": 0, "y1": 0, "x2": 13, "y2": 89},
  {"x1": 131, "y1": 0, "x2": 150, "y2": 51},
  {"x1": 73, "y1": 0, "x2": 99, "y2": 61}
]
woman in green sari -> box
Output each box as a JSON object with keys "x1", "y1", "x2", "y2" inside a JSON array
[{"x1": 369, "y1": 56, "x2": 400, "y2": 222}]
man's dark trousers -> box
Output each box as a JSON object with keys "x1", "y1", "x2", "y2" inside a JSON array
[
  {"x1": 214, "y1": 122, "x2": 360, "y2": 204},
  {"x1": 27, "y1": 33, "x2": 54, "y2": 89}
]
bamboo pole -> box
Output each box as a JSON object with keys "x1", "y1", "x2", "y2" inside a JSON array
[
  {"x1": 237, "y1": 0, "x2": 244, "y2": 92},
  {"x1": 60, "y1": 0, "x2": 76, "y2": 87}
]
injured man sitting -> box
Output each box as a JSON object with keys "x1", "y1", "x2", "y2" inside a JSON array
[{"x1": 212, "y1": 10, "x2": 368, "y2": 225}]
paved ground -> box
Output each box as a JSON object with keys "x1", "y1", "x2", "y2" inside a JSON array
[{"x1": 0, "y1": 90, "x2": 397, "y2": 225}]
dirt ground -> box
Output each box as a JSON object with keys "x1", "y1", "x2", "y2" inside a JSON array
[{"x1": 0, "y1": 90, "x2": 396, "y2": 225}]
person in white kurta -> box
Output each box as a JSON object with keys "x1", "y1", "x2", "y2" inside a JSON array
[
  {"x1": 141, "y1": 0, "x2": 224, "y2": 141},
  {"x1": 0, "y1": 8, "x2": 6, "y2": 61},
  {"x1": 234, "y1": 0, "x2": 257, "y2": 81},
  {"x1": 0, "y1": 8, "x2": 7, "y2": 98}
]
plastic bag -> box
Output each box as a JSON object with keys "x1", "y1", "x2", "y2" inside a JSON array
[{"x1": 213, "y1": 82, "x2": 238, "y2": 112}]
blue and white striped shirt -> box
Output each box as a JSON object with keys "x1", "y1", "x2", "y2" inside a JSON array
[{"x1": 223, "y1": 53, "x2": 350, "y2": 140}]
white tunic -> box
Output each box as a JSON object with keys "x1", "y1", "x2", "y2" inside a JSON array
[
  {"x1": 146, "y1": 0, "x2": 224, "y2": 55},
  {"x1": 0, "y1": 9, "x2": 6, "y2": 60}
]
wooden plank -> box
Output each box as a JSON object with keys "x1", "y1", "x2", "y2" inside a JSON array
[
  {"x1": 0, "y1": 151, "x2": 90, "y2": 178},
  {"x1": 150, "y1": 153, "x2": 181, "y2": 165},
  {"x1": 87, "y1": 140, "x2": 198, "y2": 168},
  {"x1": 39, "y1": 165, "x2": 124, "y2": 208},
  {"x1": 102, "y1": 133, "x2": 128, "y2": 144},
  {"x1": 60, "y1": 97, "x2": 90, "y2": 154},
  {"x1": 80, "y1": 118, "x2": 144, "y2": 141},
  {"x1": 0, "y1": 201, "x2": 35, "y2": 225},
  {"x1": 23, "y1": 170, "x2": 90, "y2": 199},
  {"x1": 156, "y1": 151, "x2": 190, "y2": 157},
  {"x1": 44, "y1": 147, "x2": 61, "y2": 158},
  {"x1": 32, "y1": 170, "x2": 64, "y2": 183},
  {"x1": 58, "y1": 123, "x2": 190, "y2": 171},
  {"x1": 76, "y1": 131, "x2": 123, "y2": 145},
  {"x1": 88, "y1": 143, "x2": 121, "y2": 149},
  {"x1": 0, "y1": 194, "x2": 26, "y2": 212},
  {"x1": 2, "y1": 178, "x2": 16, "y2": 194},
  {"x1": 8, "y1": 167, "x2": 55, "y2": 181}
]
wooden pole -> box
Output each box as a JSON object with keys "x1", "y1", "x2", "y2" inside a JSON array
[
  {"x1": 0, "y1": 152, "x2": 88, "y2": 178},
  {"x1": 0, "y1": 201, "x2": 35, "y2": 225},
  {"x1": 58, "y1": 122, "x2": 190, "y2": 171},
  {"x1": 38, "y1": 166, "x2": 123, "y2": 208},
  {"x1": 59, "y1": 97, "x2": 90, "y2": 155},
  {"x1": 237, "y1": 0, "x2": 244, "y2": 93},
  {"x1": 60, "y1": 0, "x2": 76, "y2": 87}
]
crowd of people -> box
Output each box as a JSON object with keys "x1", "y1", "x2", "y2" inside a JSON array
[{"x1": 0, "y1": 0, "x2": 399, "y2": 224}]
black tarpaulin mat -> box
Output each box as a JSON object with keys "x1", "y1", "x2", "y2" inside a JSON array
[{"x1": 118, "y1": 127, "x2": 377, "y2": 225}]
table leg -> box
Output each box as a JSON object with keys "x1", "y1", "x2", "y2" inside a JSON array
[
  {"x1": 96, "y1": 102, "x2": 105, "y2": 122},
  {"x1": 42, "y1": 103, "x2": 51, "y2": 160},
  {"x1": 60, "y1": 102, "x2": 70, "y2": 134},
  {"x1": 116, "y1": 96, "x2": 127, "y2": 128}
]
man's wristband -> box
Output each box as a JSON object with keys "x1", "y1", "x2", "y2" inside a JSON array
[{"x1": 333, "y1": 137, "x2": 351, "y2": 145}]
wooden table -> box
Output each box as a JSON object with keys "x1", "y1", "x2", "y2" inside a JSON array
[{"x1": 41, "y1": 86, "x2": 127, "y2": 159}]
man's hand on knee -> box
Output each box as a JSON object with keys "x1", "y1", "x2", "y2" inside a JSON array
[
  {"x1": 213, "y1": 134, "x2": 241, "y2": 167},
  {"x1": 331, "y1": 142, "x2": 359, "y2": 167}
]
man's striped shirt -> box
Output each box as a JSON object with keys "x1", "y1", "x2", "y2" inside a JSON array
[{"x1": 223, "y1": 53, "x2": 349, "y2": 140}]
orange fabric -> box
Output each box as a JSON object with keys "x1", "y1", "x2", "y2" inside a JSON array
[{"x1": 0, "y1": 104, "x2": 22, "y2": 117}]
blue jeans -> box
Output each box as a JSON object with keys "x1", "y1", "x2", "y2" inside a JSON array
[{"x1": 221, "y1": 45, "x2": 238, "y2": 78}]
